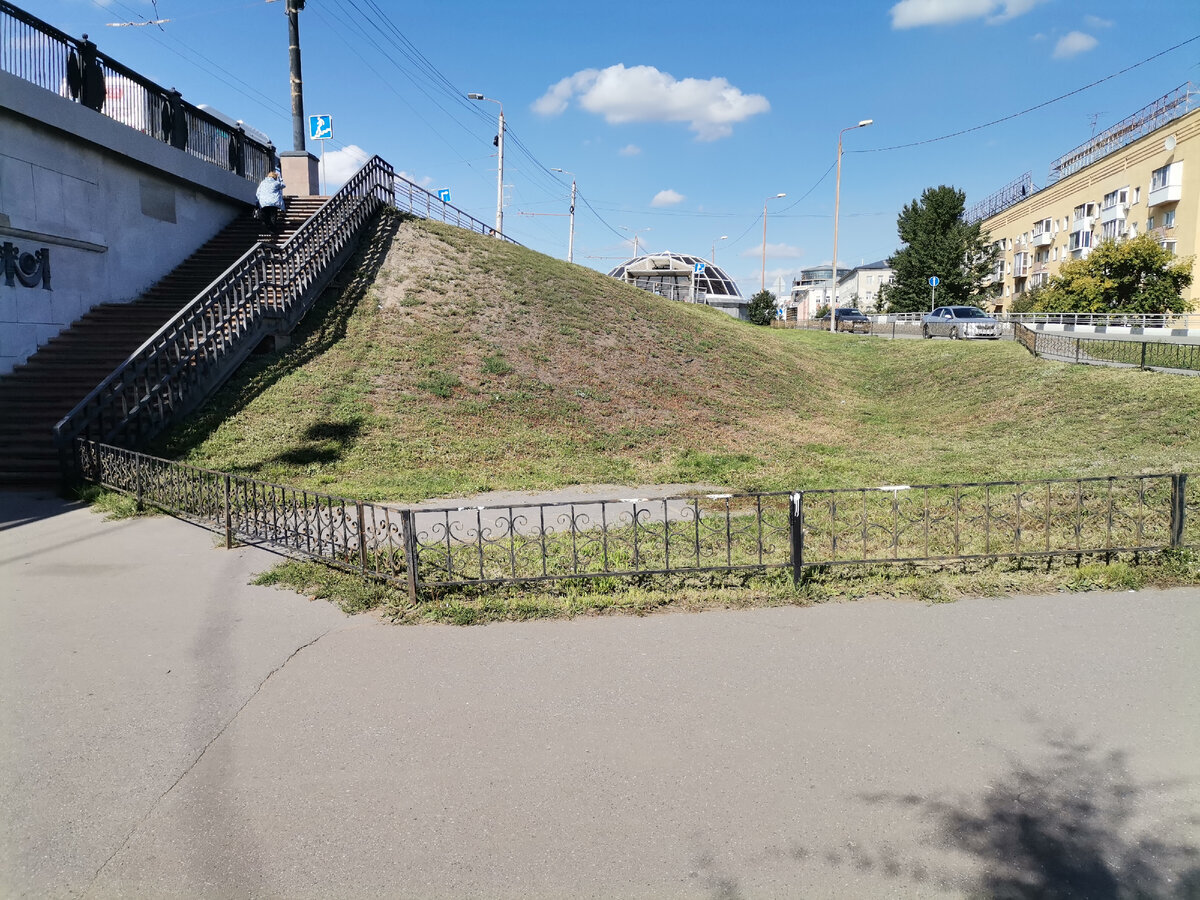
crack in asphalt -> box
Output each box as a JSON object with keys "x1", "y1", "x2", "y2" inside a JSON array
[{"x1": 81, "y1": 625, "x2": 339, "y2": 897}]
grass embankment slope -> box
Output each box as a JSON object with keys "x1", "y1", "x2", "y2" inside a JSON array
[{"x1": 160, "y1": 209, "x2": 1200, "y2": 503}]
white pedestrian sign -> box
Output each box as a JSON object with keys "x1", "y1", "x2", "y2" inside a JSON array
[{"x1": 308, "y1": 114, "x2": 333, "y2": 141}]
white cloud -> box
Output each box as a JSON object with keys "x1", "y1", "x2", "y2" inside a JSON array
[
  {"x1": 1054, "y1": 31, "x2": 1098, "y2": 58},
  {"x1": 398, "y1": 170, "x2": 434, "y2": 188},
  {"x1": 533, "y1": 64, "x2": 769, "y2": 141},
  {"x1": 743, "y1": 243, "x2": 804, "y2": 260},
  {"x1": 1084, "y1": 14, "x2": 1113, "y2": 28},
  {"x1": 320, "y1": 145, "x2": 371, "y2": 191},
  {"x1": 618, "y1": 144, "x2": 642, "y2": 156},
  {"x1": 651, "y1": 189, "x2": 685, "y2": 207},
  {"x1": 890, "y1": 0, "x2": 1047, "y2": 28}
]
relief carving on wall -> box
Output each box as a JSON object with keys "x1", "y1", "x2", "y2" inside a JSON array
[{"x1": 1, "y1": 243, "x2": 52, "y2": 290}]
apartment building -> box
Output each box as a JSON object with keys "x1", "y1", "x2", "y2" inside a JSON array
[
  {"x1": 977, "y1": 86, "x2": 1198, "y2": 313},
  {"x1": 836, "y1": 260, "x2": 894, "y2": 312}
]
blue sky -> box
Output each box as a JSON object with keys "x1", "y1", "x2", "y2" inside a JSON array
[{"x1": 24, "y1": 0, "x2": 1200, "y2": 296}]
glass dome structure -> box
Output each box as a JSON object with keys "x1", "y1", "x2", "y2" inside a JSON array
[{"x1": 607, "y1": 251, "x2": 746, "y2": 317}]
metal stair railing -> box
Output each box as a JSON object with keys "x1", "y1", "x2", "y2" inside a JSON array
[{"x1": 54, "y1": 156, "x2": 396, "y2": 469}]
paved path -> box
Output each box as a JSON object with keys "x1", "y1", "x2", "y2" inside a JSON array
[{"x1": 3, "y1": 491, "x2": 1198, "y2": 898}]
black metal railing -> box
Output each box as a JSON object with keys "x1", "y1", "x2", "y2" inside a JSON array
[
  {"x1": 1016, "y1": 324, "x2": 1200, "y2": 373},
  {"x1": 0, "y1": 1, "x2": 274, "y2": 181},
  {"x1": 54, "y1": 156, "x2": 395, "y2": 459},
  {"x1": 392, "y1": 176, "x2": 520, "y2": 244},
  {"x1": 77, "y1": 440, "x2": 1198, "y2": 601}
]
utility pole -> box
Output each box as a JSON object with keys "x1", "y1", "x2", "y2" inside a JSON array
[
  {"x1": 551, "y1": 168, "x2": 576, "y2": 262},
  {"x1": 286, "y1": 0, "x2": 306, "y2": 153}
]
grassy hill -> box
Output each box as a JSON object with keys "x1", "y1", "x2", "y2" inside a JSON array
[{"x1": 158, "y1": 209, "x2": 1200, "y2": 503}]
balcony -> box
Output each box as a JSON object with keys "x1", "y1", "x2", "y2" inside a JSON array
[
  {"x1": 1031, "y1": 231, "x2": 1053, "y2": 247},
  {"x1": 1149, "y1": 163, "x2": 1182, "y2": 208},
  {"x1": 1100, "y1": 203, "x2": 1128, "y2": 224},
  {"x1": 1148, "y1": 184, "x2": 1181, "y2": 207}
]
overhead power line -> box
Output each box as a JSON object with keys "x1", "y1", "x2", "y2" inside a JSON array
[{"x1": 854, "y1": 31, "x2": 1200, "y2": 153}]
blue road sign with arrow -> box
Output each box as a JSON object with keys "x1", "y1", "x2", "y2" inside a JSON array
[
  {"x1": 928, "y1": 275, "x2": 940, "y2": 287},
  {"x1": 437, "y1": 189, "x2": 451, "y2": 203}
]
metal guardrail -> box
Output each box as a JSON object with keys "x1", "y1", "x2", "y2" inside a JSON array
[
  {"x1": 393, "y1": 176, "x2": 520, "y2": 244},
  {"x1": 0, "y1": 1, "x2": 274, "y2": 182},
  {"x1": 77, "y1": 440, "x2": 1198, "y2": 601},
  {"x1": 887, "y1": 311, "x2": 1200, "y2": 329},
  {"x1": 1015, "y1": 323, "x2": 1200, "y2": 373},
  {"x1": 53, "y1": 156, "x2": 396, "y2": 459}
]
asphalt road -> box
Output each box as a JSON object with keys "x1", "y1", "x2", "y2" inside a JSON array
[{"x1": 3, "y1": 491, "x2": 1198, "y2": 898}]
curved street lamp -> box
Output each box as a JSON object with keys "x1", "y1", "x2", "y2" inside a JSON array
[
  {"x1": 468, "y1": 93, "x2": 504, "y2": 236},
  {"x1": 712, "y1": 235, "x2": 728, "y2": 263},
  {"x1": 762, "y1": 193, "x2": 786, "y2": 293},
  {"x1": 550, "y1": 168, "x2": 576, "y2": 262},
  {"x1": 831, "y1": 119, "x2": 872, "y2": 332}
]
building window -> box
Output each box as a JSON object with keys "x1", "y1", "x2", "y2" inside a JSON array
[
  {"x1": 1164, "y1": 209, "x2": 1176, "y2": 228},
  {"x1": 1068, "y1": 231, "x2": 1093, "y2": 251},
  {"x1": 1151, "y1": 165, "x2": 1170, "y2": 191},
  {"x1": 1147, "y1": 216, "x2": 1155, "y2": 230},
  {"x1": 1133, "y1": 187, "x2": 1140, "y2": 204},
  {"x1": 1160, "y1": 240, "x2": 1177, "y2": 256},
  {"x1": 1102, "y1": 220, "x2": 1123, "y2": 240},
  {"x1": 1102, "y1": 188, "x2": 1128, "y2": 209},
  {"x1": 1032, "y1": 217, "x2": 1052, "y2": 236}
]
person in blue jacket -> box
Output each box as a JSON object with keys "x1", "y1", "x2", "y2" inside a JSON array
[{"x1": 255, "y1": 170, "x2": 286, "y2": 232}]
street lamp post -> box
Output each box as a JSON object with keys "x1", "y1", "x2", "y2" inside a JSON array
[
  {"x1": 550, "y1": 168, "x2": 576, "y2": 263},
  {"x1": 620, "y1": 226, "x2": 649, "y2": 258},
  {"x1": 286, "y1": 0, "x2": 307, "y2": 153},
  {"x1": 831, "y1": 118, "x2": 873, "y2": 333},
  {"x1": 712, "y1": 235, "x2": 728, "y2": 263},
  {"x1": 762, "y1": 193, "x2": 786, "y2": 293},
  {"x1": 468, "y1": 93, "x2": 504, "y2": 237}
]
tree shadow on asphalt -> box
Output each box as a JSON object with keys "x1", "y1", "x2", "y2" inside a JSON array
[{"x1": 844, "y1": 728, "x2": 1200, "y2": 898}]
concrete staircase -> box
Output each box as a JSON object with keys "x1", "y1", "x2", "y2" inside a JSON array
[{"x1": 0, "y1": 197, "x2": 327, "y2": 490}]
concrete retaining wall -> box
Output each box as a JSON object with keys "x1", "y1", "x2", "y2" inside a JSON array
[{"x1": 0, "y1": 70, "x2": 258, "y2": 374}]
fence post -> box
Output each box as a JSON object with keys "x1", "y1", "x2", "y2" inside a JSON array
[
  {"x1": 1074, "y1": 336, "x2": 1081, "y2": 363},
  {"x1": 400, "y1": 509, "x2": 420, "y2": 605},
  {"x1": 1169, "y1": 474, "x2": 1188, "y2": 549},
  {"x1": 356, "y1": 500, "x2": 368, "y2": 577},
  {"x1": 789, "y1": 492, "x2": 804, "y2": 585},
  {"x1": 135, "y1": 453, "x2": 144, "y2": 511},
  {"x1": 1140, "y1": 341, "x2": 1147, "y2": 369},
  {"x1": 224, "y1": 474, "x2": 233, "y2": 549}
]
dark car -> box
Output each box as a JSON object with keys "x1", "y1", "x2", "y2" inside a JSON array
[{"x1": 824, "y1": 307, "x2": 871, "y2": 333}]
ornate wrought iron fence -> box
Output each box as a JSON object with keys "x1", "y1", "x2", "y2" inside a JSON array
[
  {"x1": 77, "y1": 440, "x2": 1197, "y2": 601},
  {"x1": 393, "y1": 176, "x2": 520, "y2": 244},
  {"x1": 54, "y1": 157, "x2": 395, "y2": 461},
  {"x1": 1015, "y1": 324, "x2": 1200, "y2": 373},
  {"x1": 1, "y1": 1, "x2": 274, "y2": 181}
]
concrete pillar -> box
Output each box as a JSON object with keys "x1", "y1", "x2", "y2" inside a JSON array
[{"x1": 279, "y1": 151, "x2": 319, "y2": 197}]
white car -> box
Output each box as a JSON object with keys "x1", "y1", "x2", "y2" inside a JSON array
[{"x1": 921, "y1": 306, "x2": 1001, "y2": 340}]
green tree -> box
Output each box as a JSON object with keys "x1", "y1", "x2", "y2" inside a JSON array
[
  {"x1": 746, "y1": 289, "x2": 777, "y2": 326},
  {"x1": 884, "y1": 185, "x2": 996, "y2": 313},
  {"x1": 1033, "y1": 234, "x2": 1193, "y2": 314}
]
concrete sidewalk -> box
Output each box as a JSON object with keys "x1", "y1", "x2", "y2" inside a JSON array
[{"x1": 2, "y1": 491, "x2": 1198, "y2": 898}]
